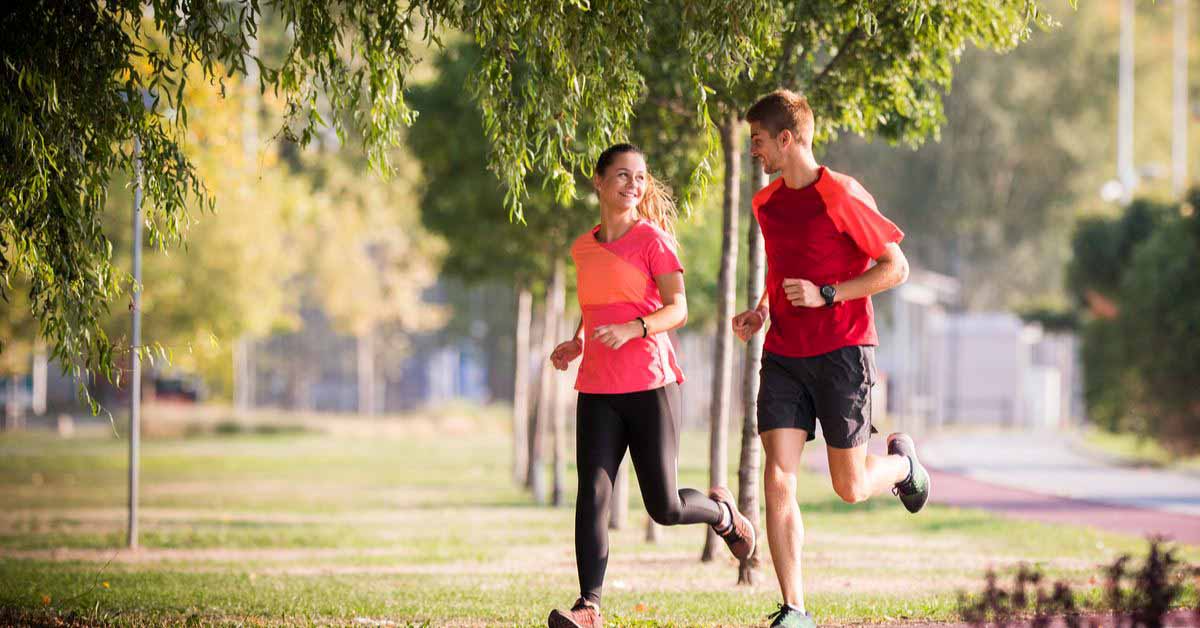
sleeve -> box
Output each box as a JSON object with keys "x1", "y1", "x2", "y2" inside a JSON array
[
  {"x1": 645, "y1": 232, "x2": 684, "y2": 277},
  {"x1": 827, "y1": 178, "x2": 904, "y2": 259}
]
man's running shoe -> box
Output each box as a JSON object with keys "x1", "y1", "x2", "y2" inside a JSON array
[
  {"x1": 767, "y1": 603, "x2": 816, "y2": 627},
  {"x1": 888, "y1": 433, "x2": 930, "y2": 513}
]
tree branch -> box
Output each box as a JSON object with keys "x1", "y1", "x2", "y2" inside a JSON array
[
  {"x1": 775, "y1": 23, "x2": 804, "y2": 90},
  {"x1": 813, "y1": 25, "x2": 863, "y2": 89},
  {"x1": 648, "y1": 95, "x2": 694, "y2": 118}
]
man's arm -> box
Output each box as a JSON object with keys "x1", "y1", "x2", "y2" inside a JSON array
[
  {"x1": 782, "y1": 242, "x2": 909, "y2": 308},
  {"x1": 733, "y1": 286, "x2": 771, "y2": 342},
  {"x1": 832, "y1": 242, "x2": 909, "y2": 302}
]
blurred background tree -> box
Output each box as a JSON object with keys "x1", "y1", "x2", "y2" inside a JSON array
[{"x1": 1066, "y1": 193, "x2": 1199, "y2": 454}]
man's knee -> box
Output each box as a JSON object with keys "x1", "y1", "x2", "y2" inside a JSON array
[
  {"x1": 832, "y1": 477, "x2": 871, "y2": 504},
  {"x1": 764, "y1": 465, "x2": 797, "y2": 498}
]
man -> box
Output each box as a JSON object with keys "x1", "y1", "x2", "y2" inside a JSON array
[{"x1": 731, "y1": 90, "x2": 931, "y2": 628}]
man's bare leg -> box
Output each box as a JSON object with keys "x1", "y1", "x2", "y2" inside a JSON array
[
  {"x1": 825, "y1": 439, "x2": 910, "y2": 504},
  {"x1": 761, "y1": 428, "x2": 809, "y2": 610}
]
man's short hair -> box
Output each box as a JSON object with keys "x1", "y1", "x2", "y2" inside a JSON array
[{"x1": 746, "y1": 90, "x2": 814, "y2": 148}]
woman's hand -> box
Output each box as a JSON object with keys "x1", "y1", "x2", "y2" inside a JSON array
[
  {"x1": 550, "y1": 339, "x2": 583, "y2": 371},
  {"x1": 592, "y1": 320, "x2": 643, "y2": 350}
]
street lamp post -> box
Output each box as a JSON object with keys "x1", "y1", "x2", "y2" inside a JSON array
[
  {"x1": 1173, "y1": 0, "x2": 1189, "y2": 198},
  {"x1": 128, "y1": 134, "x2": 143, "y2": 550},
  {"x1": 1118, "y1": 0, "x2": 1136, "y2": 204},
  {"x1": 127, "y1": 89, "x2": 154, "y2": 550}
]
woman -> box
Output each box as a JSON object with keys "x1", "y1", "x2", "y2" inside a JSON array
[{"x1": 546, "y1": 144, "x2": 756, "y2": 628}]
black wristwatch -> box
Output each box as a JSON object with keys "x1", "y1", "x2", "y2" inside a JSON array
[
  {"x1": 636, "y1": 316, "x2": 648, "y2": 338},
  {"x1": 820, "y1": 284, "x2": 837, "y2": 307}
]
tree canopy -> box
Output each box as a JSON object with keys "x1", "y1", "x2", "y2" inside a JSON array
[{"x1": 3, "y1": 0, "x2": 1061, "y2": 386}]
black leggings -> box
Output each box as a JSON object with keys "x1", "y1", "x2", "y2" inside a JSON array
[{"x1": 575, "y1": 383, "x2": 723, "y2": 605}]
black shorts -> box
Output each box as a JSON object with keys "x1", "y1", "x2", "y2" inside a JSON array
[{"x1": 756, "y1": 346, "x2": 878, "y2": 449}]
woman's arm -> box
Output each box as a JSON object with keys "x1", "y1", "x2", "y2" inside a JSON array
[
  {"x1": 640, "y1": 271, "x2": 687, "y2": 334},
  {"x1": 592, "y1": 271, "x2": 687, "y2": 349}
]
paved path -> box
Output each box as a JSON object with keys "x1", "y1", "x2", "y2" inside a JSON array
[
  {"x1": 803, "y1": 430, "x2": 1200, "y2": 546},
  {"x1": 922, "y1": 431, "x2": 1200, "y2": 516}
]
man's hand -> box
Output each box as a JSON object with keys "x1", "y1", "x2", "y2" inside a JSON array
[
  {"x1": 731, "y1": 308, "x2": 767, "y2": 342},
  {"x1": 783, "y1": 278, "x2": 824, "y2": 308},
  {"x1": 550, "y1": 339, "x2": 583, "y2": 370},
  {"x1": 593, "y1": 321, "x2": 643, "y2": 350}
]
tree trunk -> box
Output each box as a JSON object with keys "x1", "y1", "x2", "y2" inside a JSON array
[
  {"x1": 233, "y1": 336, "x2": 248, "y2": 414},
  {"x1": 513, "y1": 284, "x2": 533, "y2": 485},
  {"x1": 233, "y1": 336, "x2": 257, "y2": 414},
  {"x1": 356, "y1": 328, "x2": 376, "y2": 415},
  {"x1": 552, "y1": 298, "x2": 570, "y2": 506},
  {"x1": 645, "y1": 516, "x2": 661, "y2": 543},
  {"x1": 609, "y1": 458, "x2": 629, "y2": 529},
  {"x1": 702, "y1": 113, "x2": 741, "y2": 562},
  {"x1": 289, "y1": 359, "x2": 314, "y2": 412},
  {"x1": 4, "y1": 376, "x2": 21, "y2": 431},
  {"x1": 246, "y1": 340, "x2": 255, "y2": 409},
  {"x1": 528, "y1": 307, "x2": 549, "y2": 502},
  {"x1": 32, "y1": 342, "x2": 47, "y2": 416},
  {"x1": 525, "y1": 302, "x2": 544, "y2": 491},
  {"x1": 737, "y1": 164, "x2": 768, "y2": 585},
  {"x1": 532, "y1": 257, "x2": 566, "y2": 505}
]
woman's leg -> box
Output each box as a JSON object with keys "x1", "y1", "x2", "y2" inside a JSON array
[
  {"x1": 624, "y1": 383, "x2": 723, "y2": 526},
  {"x1": 574, "y1": 392, "x2": 628, "y2": 606}
]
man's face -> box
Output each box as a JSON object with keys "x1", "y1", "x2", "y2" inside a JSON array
[{"x1": 749, "y1": 121, "x2": 784, "y2": 175}]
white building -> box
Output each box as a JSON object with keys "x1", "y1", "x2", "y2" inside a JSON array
[{"x1": 876, "y1": 269, "x2": 1083, "y2": 434}]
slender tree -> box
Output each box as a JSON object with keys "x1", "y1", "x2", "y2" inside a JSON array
[{"x1": 737, "y1": 165, "x2": 768, "y2": 583}]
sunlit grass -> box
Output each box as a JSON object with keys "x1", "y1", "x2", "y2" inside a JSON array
[{"x1": 1, "y1": 406, "x2": 1195, "y2": 626}]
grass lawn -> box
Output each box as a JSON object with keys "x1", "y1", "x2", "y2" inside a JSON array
[
  {"x1": 1078, "y1": 427, "x2": 1200, "y2": 473},
  {"x1": 1, "y1": 405, "x2": 1196, "y2": 626}
]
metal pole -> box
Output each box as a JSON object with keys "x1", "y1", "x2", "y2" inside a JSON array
[
  {"x1": 128, "y1": 136, "x2": 144, "y2": 550},
  {"x1": 1173, "y1": 0, "x2": 1189, "y2": 198},
  {"x1": 1118, "y1": 0, "x2": 1136, "y2": 204},
  {"x1": 234, "y1": 32, "x2": 260, "y2": 415}
]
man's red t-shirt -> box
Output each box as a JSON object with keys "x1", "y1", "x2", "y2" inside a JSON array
[{"x1": 751, "y1": 166, "x2": 904, "y2": 358}]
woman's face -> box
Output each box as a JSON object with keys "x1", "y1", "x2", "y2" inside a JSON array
[{"x1": 594, "y1": 151, "x2": 647, "y2": 212}]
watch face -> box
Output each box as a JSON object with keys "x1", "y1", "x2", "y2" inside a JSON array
[{"x1": 821, "y1": 285, "x2": 836, "y2": 299}]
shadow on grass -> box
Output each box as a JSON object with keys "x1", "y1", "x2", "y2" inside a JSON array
[
  {"x1": 911, "y1": 512, "x2": 1004, "y2": 534},
  {"x1": 797, "y1": 494, "x2": 897, "y2": 514},
  {"x1": 416, "y1": 496, "x2": 564, "y2": 510},
  {"x1": 799, "y1": 494, "x2": 1009, "y2": 536},
  {"x1": 0, "y1": 607, "x2": 99, "y2": 628}
]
